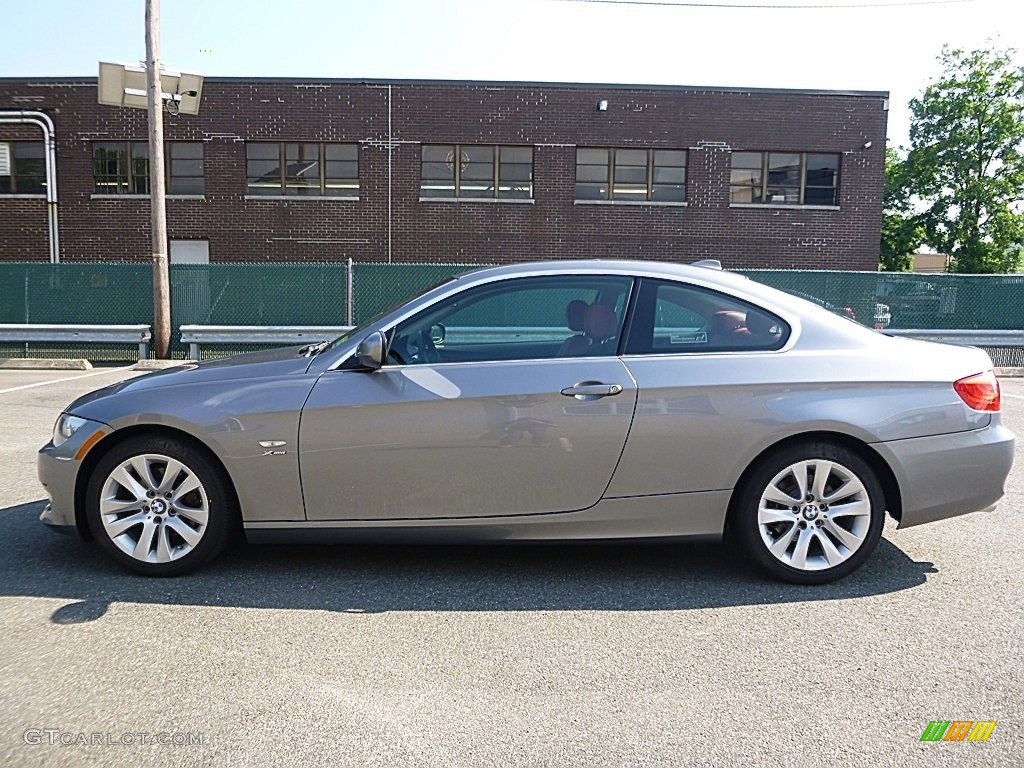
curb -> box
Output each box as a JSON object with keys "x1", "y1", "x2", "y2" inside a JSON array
[
  {"x1": 995, "y1": 368, "x2": 1024, "y2": 378},
  {"x1": 132, "y1": 360, "x2": 195, "y2": 371},
  {"x1": 0, "y1": 358, "x2": 93, "y2": 371}
]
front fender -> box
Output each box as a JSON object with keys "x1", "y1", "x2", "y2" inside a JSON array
[{"x1": 72, "y1": 374, "x2": 317, "y2": 523}]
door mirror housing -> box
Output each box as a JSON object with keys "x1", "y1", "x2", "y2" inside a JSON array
[{"x1": 353, "y1": 331, "x2": 385, "y2": 371}]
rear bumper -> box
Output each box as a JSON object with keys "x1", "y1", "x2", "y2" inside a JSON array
[{"x1": 874, "y1": 422, "x2": 1015, "y2": 528}]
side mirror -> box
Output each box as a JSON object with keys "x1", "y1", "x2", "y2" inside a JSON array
[{"x1": 354, "y1": 331, "x2": 385, "y2": 371}]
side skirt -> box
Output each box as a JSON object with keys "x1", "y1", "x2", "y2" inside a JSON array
[{"x1": 243, "y1": 490, "x2": 730, "y2": 544}]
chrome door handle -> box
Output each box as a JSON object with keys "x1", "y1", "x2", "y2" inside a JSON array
[{"x1": 560, "y1": 382, "x2": 623, "y2": 399}]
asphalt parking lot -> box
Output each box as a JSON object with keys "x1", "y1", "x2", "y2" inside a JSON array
[{"x1": 0, "y1": 365, "x2": 1021, "y2": 767}]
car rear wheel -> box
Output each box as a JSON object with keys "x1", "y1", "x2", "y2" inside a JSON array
[
  {"x1": 731, "y1": 442, "x2": 885, "y2": 584},
  {"x1": 86, "y1": 435, "x2": 237, "y2": 576}
]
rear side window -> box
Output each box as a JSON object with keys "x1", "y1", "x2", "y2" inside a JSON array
[{"x1": 625, "y1": 278, "x2": 790, "y2": 354}]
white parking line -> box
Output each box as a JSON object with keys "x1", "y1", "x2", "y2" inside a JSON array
[
  {"x1": 0, "y1": 365, "x2": 135, "y2": 396},
  {"x1": 1004, "y1": 393, "x2": 1024, "y2": 400}
]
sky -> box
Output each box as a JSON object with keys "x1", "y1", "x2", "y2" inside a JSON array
[{"x1": 1, "y1": 0, "x2": 1021, "y2": 147}]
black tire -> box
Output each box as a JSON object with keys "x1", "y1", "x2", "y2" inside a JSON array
[
  {"x1": 730, "y1": 441, "x2": 885, "y2": 585},
  {"x1": 86, "y1": 434, "x2": 238, "y2": 576}
]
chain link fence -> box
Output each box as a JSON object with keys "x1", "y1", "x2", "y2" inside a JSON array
[
  {"x1": 0, "y1": 262, "x2": 478, "y2": 359},
  {"x1": 350, "y1": 263, "x2": 481, "y2": 323},
  {"x1": 741, "y1": 270, "x2": 1024, "y2": 331},
  {"x1": 2, "y1": 262, "x2": 1023, "y2": 360}
]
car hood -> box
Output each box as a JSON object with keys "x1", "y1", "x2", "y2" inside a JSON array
[{"x1": 66, "y1": 346, "x2": 314, "y2": 415}]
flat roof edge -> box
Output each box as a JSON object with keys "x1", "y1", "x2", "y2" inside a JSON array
[{"x1": 0, "y1": 75, "x2": 889, "y2": 99}]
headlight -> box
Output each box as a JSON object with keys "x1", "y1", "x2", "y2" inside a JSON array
[{"x1": 52, "y1": 414, "x2": 88, "y2": 447}]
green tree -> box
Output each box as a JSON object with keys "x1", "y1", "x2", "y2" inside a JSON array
[
  {"x1": 907, "y1": 46, "x2": 1024, "y2": 273},
  {"x1": 880, "y1": 147, "x2": 923, "y2": 271}
]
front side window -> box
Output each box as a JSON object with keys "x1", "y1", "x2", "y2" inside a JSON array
[
  {"x1": 575, "y1": 148, "x2": 687, "y2": 202},
  {"x1": 729, "y1": 151, "x2": 840, "y2": 206},
  {"x1": 246, "y1": 142, "x2": 359, "y2": 197},
  {"x1": 386, "y1": 275, "x2": 633, "y2": 365},
  {"x1": 420, "y1": 145, "x2": 533, "y2": 199},
  {"x1": 0, "y1": 142, "x2": 46, "y2": 194},
  {"x1": 626, "y1": 279, "x2": 790, "y2": 354},
  {"x1": 93, "y1": 141, "x2": 204, "y2": 195}
]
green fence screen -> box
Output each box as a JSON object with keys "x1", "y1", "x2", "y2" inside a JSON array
[
  {"x1": 740, "y1": 270, "x2": 1024, "y2": 331},
  {"x1": 2, "y1": 262, "x2": 1023, "y2": 360}
]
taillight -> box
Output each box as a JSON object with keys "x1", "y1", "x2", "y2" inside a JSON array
[{"x1": 954, "y1": 370, "x2": 1001, "y2": 412}]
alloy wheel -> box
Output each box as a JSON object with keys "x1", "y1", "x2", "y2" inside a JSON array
[
  {"x1": 756, "y1": 459, "x2": 872, "y2": 572},
  {"x1": 98, "y1": 453, "x2": 209, "y2": 563}
]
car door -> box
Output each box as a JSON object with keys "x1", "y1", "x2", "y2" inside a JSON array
[{"x1": 299, "y1": 274, "x2": 638, "y2": 520}]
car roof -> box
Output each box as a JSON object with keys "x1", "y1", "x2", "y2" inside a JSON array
[{"x1": 451, "y1": 259, "x2": 753, "y2": 290}]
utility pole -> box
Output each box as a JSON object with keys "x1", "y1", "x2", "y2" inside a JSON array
[{"x1": 145, "y1": 0, "x2": 170, "y2": 358}]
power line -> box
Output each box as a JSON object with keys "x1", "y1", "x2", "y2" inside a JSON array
[{"x1": 557, "y1": 0, "x2": 979, "y2": 9}]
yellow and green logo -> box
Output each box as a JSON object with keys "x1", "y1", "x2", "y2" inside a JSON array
[{"x1": 920, "y1": 721, "x2": 997, "y2": 742}]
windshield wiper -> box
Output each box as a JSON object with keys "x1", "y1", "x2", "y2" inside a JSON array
[{"x1": 298, "y1": 340, "x2": 331, "y2": 357}]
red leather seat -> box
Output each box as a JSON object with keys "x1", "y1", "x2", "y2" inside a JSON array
[
  {"x1": 559, "y1": 302, "x2": 619, "y2": 356},
  {"x1": 745, "y1": 310, "x2": 781, "y2": 342},
  {"x1": 711, "y1": 310, "x2": 750, "y2": 340},
  {"x1": 585, "y1": 303, "x2": 618, "y2": 341},
  {"x1": 558, "y1": 300, "x2": 592, "y2": 356}
]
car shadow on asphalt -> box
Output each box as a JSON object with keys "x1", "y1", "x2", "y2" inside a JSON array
[{"x1": 1, "y1": 500, "x2": 938, "y2": 623}]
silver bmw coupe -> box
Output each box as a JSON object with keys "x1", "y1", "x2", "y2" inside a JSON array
[{"x1": 38, "y1": 260, "x2": 1014, "y2": 582}]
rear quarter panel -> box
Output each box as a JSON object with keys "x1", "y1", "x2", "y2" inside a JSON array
[{"x1": 608, "y1": 348, "x2": 991, "y2": 498}]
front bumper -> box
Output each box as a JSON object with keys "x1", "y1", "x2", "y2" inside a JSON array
[
  {"x1": 39, "y1": 503, "x2": 76, "y2": 535},
  {"x1": 874, "y1": 421, "x2": 1015, "y2": 528},
  {"x1": 37, "y1": 416, "x2": 111, "y2": 537}
]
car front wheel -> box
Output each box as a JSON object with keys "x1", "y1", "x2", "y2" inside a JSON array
[
  {"x1": 86, "y1": 435, "x2": 237, "y2": 576},
  {"x1": 732, "y1": 442, "x2": 885, "y2": 584}
]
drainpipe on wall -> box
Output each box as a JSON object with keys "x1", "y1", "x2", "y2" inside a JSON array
[{"x1": 0, "y1": 110, "x2": 59, "y2": 263}]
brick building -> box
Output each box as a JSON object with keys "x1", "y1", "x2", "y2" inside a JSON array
[{"x1": 0, "y1": 77, "x2": 888, "y2": 268}]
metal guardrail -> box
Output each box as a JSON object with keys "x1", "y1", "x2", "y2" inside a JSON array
[
  {"x1": 883, "y1": 329, "x2": 1024, "y2": 347},
  {"x1": 181, "y1": 325, "x2": 1024, "y2": 361},
  {"x1": 180, "y1": 325, "x2": 352, "y2": 360},
  {"x1": 4, "y1": 321, "x2": 1017, "y2": 364},
  {"x1": 0, "y1": 323, "x2": 152, "y2": 360}
]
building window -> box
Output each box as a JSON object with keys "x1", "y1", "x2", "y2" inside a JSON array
[
  {"x1": 245, "y1": 142, "x2": 359, "y2": 197},
  {"x1": 729, "y1": 151, "x2": 840, "y2": 206},
  {"x1": 94, "y1": 142, "x2": 143, "y2": 194},
  {"x1": 0, "y1": 142, "x2": 46, "y2": 194},
  {"x1": 420, "y1": 145, "x2": 533, "y2": 199},
  {"x1": 168, "y1": 143, "x2": 204, "y2": 195},
  {"x1": 92, "y1": 141, "x2": 204, "y2": 195},
  {"x1": 575, "y1": 148, "x2": 687, "y2": 202}
]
